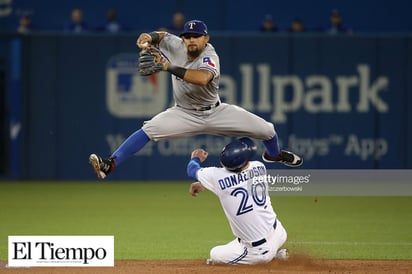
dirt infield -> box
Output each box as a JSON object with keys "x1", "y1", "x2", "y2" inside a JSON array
[{"x1": 1, "y1": 257, "x2": 412, "y2": 274}]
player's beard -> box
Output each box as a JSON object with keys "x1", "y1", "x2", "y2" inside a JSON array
[{"x1": 187, "y1": 45, "x2": 201, "y2": 59}]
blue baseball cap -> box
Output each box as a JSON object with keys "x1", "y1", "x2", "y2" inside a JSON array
[{"x1": 179, "y1": 20, "x2": 208, "y2": 37}]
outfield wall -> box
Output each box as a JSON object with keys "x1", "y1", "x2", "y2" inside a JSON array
[{"x1": 1, "y1": 33, "x2": 412, "y2": 180}]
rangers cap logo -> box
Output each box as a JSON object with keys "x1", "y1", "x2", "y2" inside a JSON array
[{"x1": 180, "y1": 20, "x2": 208, "y2": 37}]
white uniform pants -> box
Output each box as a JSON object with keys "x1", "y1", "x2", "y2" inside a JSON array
[
  {"x1": 209, "y1": 220, "x2": 287, "y2": 265},
  {"x1": 142, "y1": 103, "x2": 275, "y2": 141}
]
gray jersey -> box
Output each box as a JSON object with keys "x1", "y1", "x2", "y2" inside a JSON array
[{"x1": 159, "y1": 33, "x2": 220, "y2": 109}]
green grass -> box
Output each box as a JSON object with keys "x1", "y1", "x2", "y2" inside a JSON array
[{"x1": 0, "y1": 182, "x2": 411, "y2": 260}]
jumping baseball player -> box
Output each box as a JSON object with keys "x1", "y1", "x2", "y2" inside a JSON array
[
  {"x1": 89, "y1": 19, "x2": 302, "y2": 179},
  {"x1": 187, "y1": 137, "x2": 288, "y2": 264}
]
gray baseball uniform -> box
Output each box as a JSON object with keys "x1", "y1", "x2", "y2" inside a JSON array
[
  {"x1": 142, "y1": 33, "x2": 275, "y2": 142},
  {"x1": 89, "y1": 23, "x2": 301, "y2": 180}
]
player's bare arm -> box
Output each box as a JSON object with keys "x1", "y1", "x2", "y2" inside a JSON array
[
  {"x1": 189, "y1": 182, "x2": 204, "y2": 197},
  {"x1": 189, "y1": 149, "x2": 207, "y2": 196},
  {"x1": 136, "y1": 31, "x2": 166, "y2": 48},
  {"x1": 191, "y1": 148, "x2": 208, "y2": 162},
  {"x1": 163, "y1": 63, "x2": 213, "y2": 85}
]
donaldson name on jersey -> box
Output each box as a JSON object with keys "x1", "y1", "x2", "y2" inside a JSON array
[{"x1": 218, "y1": 164, "x2": 266, "y2": 190}]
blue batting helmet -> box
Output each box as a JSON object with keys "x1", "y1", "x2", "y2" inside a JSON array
[{"x1": 220, "y1": 137, "x2": 257, "y2": 171}]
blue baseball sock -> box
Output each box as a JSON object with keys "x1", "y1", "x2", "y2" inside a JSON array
[
  {"x1": 111, "y1": 129, "x2": 150, "y2": 166},
  {"x1": 262, "y1": 134, "x2": 280, "y2": 157}
]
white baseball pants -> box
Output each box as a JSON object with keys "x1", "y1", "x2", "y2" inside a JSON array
[{"x1": 208, "y1": 220, "x2": 287, "y2": 265}]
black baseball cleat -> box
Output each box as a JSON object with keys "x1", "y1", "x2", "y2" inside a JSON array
[
  {"x1": 262, "y1": 150, "x2": 303, "y2": 167},
  {"x1": 89, "y1": 154, "x2": 115, "y2": 179}
]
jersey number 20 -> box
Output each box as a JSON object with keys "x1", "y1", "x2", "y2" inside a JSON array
[{"x1": 230, "y1": 182, "x2": 266, "y2": 216}]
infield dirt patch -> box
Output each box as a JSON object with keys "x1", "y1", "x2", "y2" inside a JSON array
[{"x1": 1, "y1": 256, "x2": 412, "y2": 273}]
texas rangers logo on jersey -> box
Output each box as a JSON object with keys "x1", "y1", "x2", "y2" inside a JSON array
[{"x1": 203, "y1": 57, "x2": 216, "y2": 68}]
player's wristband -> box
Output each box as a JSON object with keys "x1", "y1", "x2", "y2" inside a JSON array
[
  {"x1": 187, "y1": 158, "x2": 201, "y2": 179},
  {"x1": 149, "y1": 32, "x2": 160, "y2": 44},
  {"x1": 190, "y1": 157, "x2": 201, "y2": 163},
  {"x1": 167, "y1": 64, "x2": 187, "y2": 79}
]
